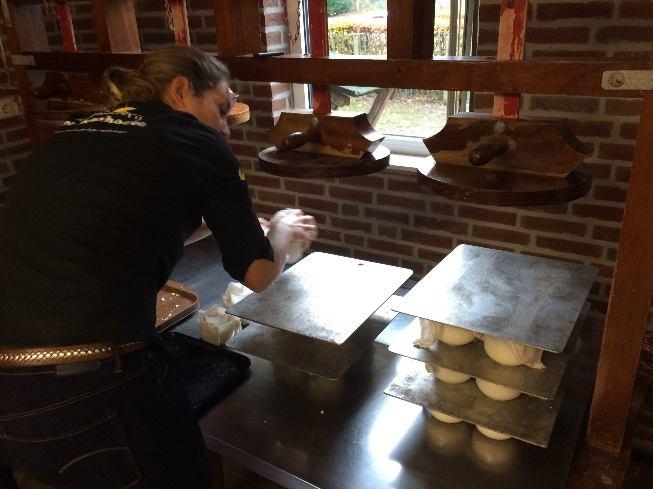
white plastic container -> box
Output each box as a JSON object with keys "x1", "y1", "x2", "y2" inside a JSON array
[{"x1": 199, "y1": 305, "x2": 242, "y2": 346}]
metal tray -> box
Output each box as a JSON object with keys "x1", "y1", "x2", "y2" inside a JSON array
[
  {"x1": 155, "y1": 281, "x2": 200, "y2": 333},
  {"x1": 384, "y1": 355, "x2": 570, "y2": 448},
  {"x1": 388, "y1": 303, "x2": 589, "y2": 399},
  {"x1": 227, "y1": 252, "x2": 412, "y2": 345},
  {"x1": 226, "y1": 297, "x2": 400, "y2": 379},
  {"x1": 393, "y1": 245, "x2": 596, "y2": 353}
]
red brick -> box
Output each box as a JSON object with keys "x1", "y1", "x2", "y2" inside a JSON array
[
  {"x1": 592, "y1": 225, "x2": 621, "y2": 243},
  {"x1": 568, "y1": 120, "x2": 613, "y2": 138},
  {"x1": 614, "y1": 166, "x2": 630, "y2": 183},
  {"x1": 605, "y1": 99, "x2": 642, "y2": 116},
  {"x1": 341, "y1": 204, "x2": 359, "y2": 216},
  {"x1": 586, "y1": 162, "x2": 612, "y2": 180},
  {"x1": 4, "y1": 127, "x2": 28, "y2": 143},
  {"x1": 252, "y1": 201, "x2": 278, "y2": 216},
  {"x1": 188, "y1": 15, "x2": 203, "y2": 29},
  {"x1": 430, "y1": 201, "x2": 455, "y2": 215},
  {"x1": 572, "y1": 203, "x2": 624, "y2": 222},
  {"x1": 620, "y1": 122, "x2": 639, "y2": 140},
  {"x1": 478, "y1": 29, "x2": 498, "y2": 45},
  {"x1": 474, "y1": 92, "x2": 494, "y2": 110},
  {"x1": 620, "y1": 1, "x2": 653, "y2": 18},
  {"x1": 143, "y1": 32, "x2": 175, "y2": 44},
  {"x1": 537, "y1": 2, "x2": 613, "y2": 21},
  {"x1": 386, "y1": 177, "x2": 421, "y2": 193},
  {"x1": 536, "y1": 236, "x2": 602, "y2": 258},
  {"x1": 245, "y1": 130, "x2": 272, "y2": 143},
  {"x1": 230, "y1": 128, "x2": 245, "y2": 141},
  {"x1": 364, "y1": 207, "x2": 410, "y2": 224},
  {"x1": 417, "y1": 248, "x2": 448, "y2": 263},
  {"x1": 458, "y1": 205, "x2": 517, "y2": 225},
  {"x1": 596, "y1": 26, "x2": 653, "y2": 43},
  {"x1": 344, "y1": 234, "x2": 365, "y2": 246},
  {"x1": 593, "y1": 185, "x2": 628, "y2": 203},
  {"x1": 138, "y1": 16, "x2": 167, "y2": 29},
  {"x1": 598, "y1": 143, "x2": 634, "y2": 162},
  {"x1": 330, "y1": 217, "x2": 372, "y2": 233},
  {"x1": 479, "y1": 4, "x2": 500, "y2": 23},
  {"x1": 339, "y1": 175, "x2": 385, "y2": 189},
  {"x1": 472, "y1": 225, "x2": 530, "y2": 245},
  {"x1": 247, "y1": 173, "x2": 281, "y2": 189},
  {"x1": 378, "y1": 225, "x2": 398, "y2": 239},
  {"x1": 266, "y1": 32, "x2": 282, "y2": 46},
  {"x1": 329, "y1": 186, "x2": 373, "y2": 204},
  {"x1": 414, "y1": 215, "x2": 468, "y2": 235},
  {"x1": 0, "y1": 117, "x2": 25, "y2": 131},
  {"x1": 588, "y1": 297, "x2": 608, "y2": 315},
  {"x1": 526, "y1": 27, "x2": 590, "y2": 44},
  {"x1": 319, "y1": 229, "x2": 342, "y2": 242},
  {"x1": 230, "y1": 143, "x2": 260, "y2": 158},
  {"x1": 368, "y1": 238, "x2": 413, "y2": 256},
  {"x1": 271, "y1": 98, "x2": 287, "y2": 112},
  {"x1": 352, "y1": 250, "x2": 400, "y2": 266},
  {"x1": 592, "y1": 263, "x2": 615, "y2": 280},
  {"x1": 265, "y1": 12, "x2": 286, "y2": 27},
  {"x1": 0, "y1": 142, "x2": 30, "y2": 159},
  {"x1": 298, "y1": 196, "x2": 338, "y2": 213},
  {"x1": 313, "y1": 242, "x2": 351, "y2": 256},
  {"x1": 457, "y1": 239, "x2": 515, "y2": 253},
  {"x1": 252, "y1": 84, "x2": 272, "y2": 98},
  {"x1": 0, "y1": 162, "x2": 10, "y2": 176},
  {"x1": 377, "y1": 194, "x2": 425, "y2": 212},
  {"x1": 263, "y1": 0, "x2": 279, "y2": 7},
  {"x1": 520, "y1": 215, "x2": 587, "y2": 237},
  {"x1": 254, "y1": 116, "x2": 274, "y2": 129},
  {"x1": 607, "y1": 248, "x2": 618, "y2": 261},
  {"x1": 284, "y1": 180, "x2": 325, "y2": 195},
  {"x1": 257, "y1": 190, "x2": 296, "y2": 206},
  {"x1": 530, "y1": 96, "x2": 598, "y2": 114},
  {"x1": 246, "y1": 99, "x2": 273, "y2": 112},
  {"x1": 401, "y1": 229, "x2": 454, "y2": 249}
]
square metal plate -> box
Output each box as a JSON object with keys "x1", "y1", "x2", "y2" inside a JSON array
[
  {"x1": 227, "y1": 252, "x2": 412, "y2": 345},
  {"x1": 226, "y1": 297, "x2": 399, "y2": 379},
  {"x1": 388, "y1": 302, "x2": 588, "y2": 399},
  {"x1": 384, "y1": 356, "x2": 568, "y2": 447},
  {"x1": 393, "y1": 245, "x2": 596, "y2": 352}
]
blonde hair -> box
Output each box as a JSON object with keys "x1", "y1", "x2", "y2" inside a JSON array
[{"x1": 103, "y1": 45, "x2": 230, "y2": 104}]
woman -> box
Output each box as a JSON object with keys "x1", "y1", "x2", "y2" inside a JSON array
[{"x1": 0, "y1": 46, "x2": 317, "y2": 488}]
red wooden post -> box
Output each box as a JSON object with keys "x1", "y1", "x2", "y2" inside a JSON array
[
  {"x1": 492, "y1": 0, "x2": 527, "y2": 119},
  {"x1": 307, "y1": 0, "x2": 330, "y2": 115},
  {"x1": 170, "y1": 0, "x2": 191, "y2": 46},
  {"x1": 55, "y1": 1, "x2": 77, "y2": 53}
]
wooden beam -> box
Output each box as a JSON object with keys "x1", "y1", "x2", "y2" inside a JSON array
[
  {"x1": 170, "y1": 0, "x2": 190, "y2": 46},
  {"x1": 387, "y1": 0, "x2": 435, "y2": 59},
  {"x1": 19, "y1": 53, "x2": 650, "y2": 98},
  {"x1": 55, "y1": 2, "x2": 77, "y2": 53},
  {"x1": 307, "y1": 0, "x2": 330, "y2": 114},
  {"x1": 91, "y1": 0, "x2": 140, "y2": 53},
  {"x1": 214, "y1": 0, "x2": 263, "y2": 55},
  {"x1": 586, "y1": 47, "x2": 653, "y2": 454},
  {"x1": 493, "y1": 0, "x2": 527, "y2": 119}
]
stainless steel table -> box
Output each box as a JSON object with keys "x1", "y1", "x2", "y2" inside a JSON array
[{"x1": 171, "y1": 239, "x2": 601, "y2": 489}]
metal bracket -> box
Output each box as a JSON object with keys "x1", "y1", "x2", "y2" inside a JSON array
[
  {"x1": 10, "y1": 55, "x2": 35, "y2": 67},
  {"x1": 602, "y1": 70, "x2": 653, "y2": 91}
]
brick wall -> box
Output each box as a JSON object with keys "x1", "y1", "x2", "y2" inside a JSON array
[{"x1": 0, "y1": 0, "x2": 651, "y2": 332}]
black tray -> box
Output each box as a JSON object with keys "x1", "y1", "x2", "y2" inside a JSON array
[{"x1": 161, "y1": 332, "x2": 251, "y2": 417}]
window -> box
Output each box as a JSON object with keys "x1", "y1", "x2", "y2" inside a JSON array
[{"x1": 285, "y1": 0, "x2": 479, "y2": 157}]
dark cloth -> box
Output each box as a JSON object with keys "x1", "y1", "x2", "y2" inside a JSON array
[
  {"x1": 0, "y1": 347, "x2": 213, "y2": 489},
  {"x1": 0, "y1": 101, "x2": 273, "y2": 347}
]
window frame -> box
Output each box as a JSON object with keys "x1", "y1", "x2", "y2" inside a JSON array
[{"x1": 285, "y1": 0, "x2": 479, "y2": 159}]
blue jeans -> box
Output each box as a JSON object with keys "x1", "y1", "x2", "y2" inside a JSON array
[{"x1": 0, "y1": 347, "x2": 212, "y2": 489}]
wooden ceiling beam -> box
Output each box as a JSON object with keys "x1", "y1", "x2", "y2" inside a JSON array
[
  {"x1": 91, "y1": 0, "x2": 140, "y2": 53},
  {"x1": 214, "y1": 0, "x2": 264, "y2": 55},
  {"x1": 387, "y1": 0, "x2": 435, "y2": 59}
]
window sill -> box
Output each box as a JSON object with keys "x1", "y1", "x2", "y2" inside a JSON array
[{"x1": 387, "y1": 153, "x2": 434, "y2": 173}]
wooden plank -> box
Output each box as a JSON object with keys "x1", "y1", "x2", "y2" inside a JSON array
[
  {"x1": 387, "y1": 0, "x2": 435, "y2": 59},
  {"x1": 214, "y1": 0, "x2": 263, "y2": 55},
  {"x1": 493, "y1": 0, "x2": 527, "y2": 120},
  {"x1": 170, "y1": 0, "x2": 190, "y2": 46},
  {"x1": 307, "y1": 0, "x2": 330, "y2": 114},
  {"x1": 55, "y1": 2, "x2": 77, "y2": 53},
  {"x1": 21, "y1": 53, "x2": 650, "y2": 98},
  {"x1": 91, "y1": 0, "x2": 140, "y2": 53},
  {"x1": 586, "y1": 48, "x2": 653, "y2": 454}
]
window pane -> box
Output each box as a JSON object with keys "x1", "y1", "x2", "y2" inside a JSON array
[{"x1": 325, "y1": 1, "x2": 451, "y2": 138}]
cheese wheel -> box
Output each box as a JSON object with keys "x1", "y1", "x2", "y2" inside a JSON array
[
  {"x1": 434, "y1": 365, "x2": 471, "y2": 384},
  {"x1": 475, "y1": 378, "x2": 521, "y2": 401},
  {"x1": 475, "y1": 425, "x2": 512, "y2": 441},
  {"x1": 427, "y1": 409, "x2": 463, "y2": 424},
  {"x1": 483, "y1": 335, "x2": 544, "y2": 368}
]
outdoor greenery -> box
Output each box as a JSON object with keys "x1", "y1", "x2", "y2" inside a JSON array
[{"x1": 327, "y1": 0, "x2": 387, "y2": 17}]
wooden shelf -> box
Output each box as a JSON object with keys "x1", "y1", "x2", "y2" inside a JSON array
[
  {"x1": 258, "y1": 145, "x2": 390, "y2": 179},
  {"x1": 417, "y1": 160, "x2": 593, "y2": 206},
  {"x1": 17, "y1": 52, "x2": 649, "y2": 98}
]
